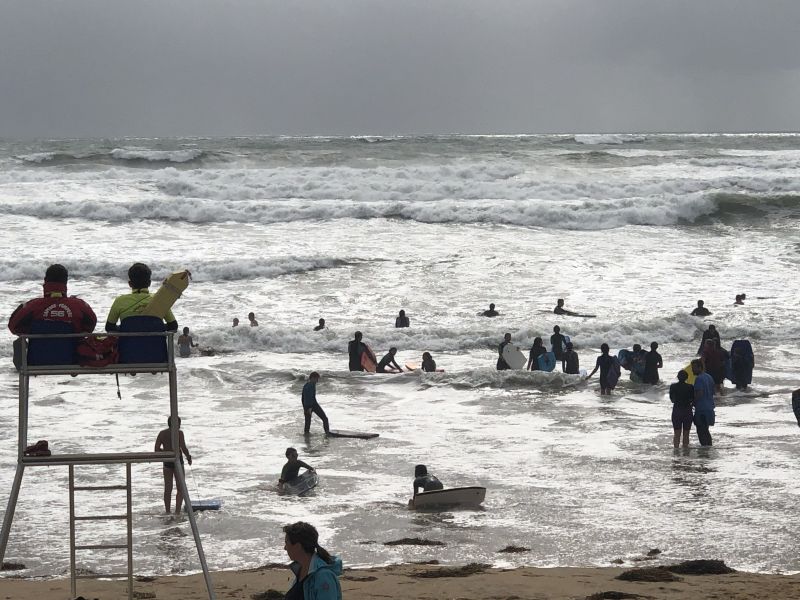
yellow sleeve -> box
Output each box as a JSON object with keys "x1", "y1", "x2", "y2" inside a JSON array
[
  {"x1": 106, "y1": 296, "x2": 123, "y2": 325},
  {"x1": 165, "y1": 308, "x2": 176, "y2": 323}
]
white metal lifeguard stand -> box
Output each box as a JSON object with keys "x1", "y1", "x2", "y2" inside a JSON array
[{"x1": 0, "y1": 332, "x2": 216, "y2": 600}]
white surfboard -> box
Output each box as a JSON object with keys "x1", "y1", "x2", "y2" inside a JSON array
[
  {"x1": 412, "y1": 486, "x2": 486, "y2": 509},
  {"x1": 502, "y1": 345, "x2": 527, "y2": 370}
]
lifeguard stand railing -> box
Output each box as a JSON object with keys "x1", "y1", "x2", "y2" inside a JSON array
[{"x1": 0, "y1": 332, "x2": 215, "y2": 600}]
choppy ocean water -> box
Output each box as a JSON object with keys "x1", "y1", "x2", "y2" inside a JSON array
[{"x1": 0, "y1": 133, "x2": 799, "y2": 577}]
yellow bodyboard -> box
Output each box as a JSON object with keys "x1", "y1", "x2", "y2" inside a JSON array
[
  {"x1": 142, "y1": 270, "x2": 191, "y2": 319},
  {"x1": 682, "y1": 363, "x2": 696, "y2": 385}
]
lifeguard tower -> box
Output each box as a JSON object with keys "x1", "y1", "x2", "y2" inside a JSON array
[{"x1": 0, "y1": 331, "x2": 216, "y2": 600}]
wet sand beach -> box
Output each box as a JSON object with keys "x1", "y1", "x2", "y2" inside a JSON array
[{"x1": 3, "y1": 563, "x2": 800, "y2": 600}]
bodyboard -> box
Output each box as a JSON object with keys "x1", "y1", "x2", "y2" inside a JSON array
[
  {"x1": 191, "y1": 499, "x2": 223, "y2": 511},
  {"x1": 682, "y1": 363, "x2": 697, "y2": 385},
  {"x1": 326, "y1": 430, "x2": 379, "y2": 439},
  {"x1": 413, "y1": 486, "x2": 486, "y2": 509},
  {"x1": 537, "y1": 351, "x2": 557, "y2": 372},
  {"x1": 606, "y1": 357, "x2": 621, "y2": 388},
  {"x1": 502, "y1": 345, "x2": 527, "y2": 370},
  {"x1": 361, "y1": 344, "x2": 376, "y2": 372},
  {"x1": 283, "y1": 470, "x2": 319, "y2": 496},
  {"x1": 142, "y1": 270, "x2": 191, "y2": 319}
]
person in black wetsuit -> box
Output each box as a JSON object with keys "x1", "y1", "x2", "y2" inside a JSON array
[
  {"x1": 377, "y1": 347, "x2": 403, "y2": 373},
  {"x1": 527, "y1": 337, "x2": 547, "y2": 371},
  {"x1": 562, "y1": 341, "x2": 580, "y2": 374},
  {"x1": 644, "y1": 341, "x2": 662, "y2": 384},
  {"x1": 302, "y1": 372, "x2": 330, "y2": 434},
  {"x1": 421, "y1": 352, "x2": 437, "y2": 372},
  {"x1": 395, "y1": 310, "x2": 410, "y2": 328},
  {"x1": 347, "y1": 331, "x2": 376, "y2": 371},
  {"x1": 550, "y1": 326, "x2": 567, "y2": 361},
  {"x1": 690, "y1": 300, "x2": 711, "y2": 317},
  {"x1": 670, "y1": 370, "x2": 694, "y2": 448},
  {"x1": 482, "y1": 303, "x2": 499, "y2": 317},
  {"x1": 497, "y1": 333, "x2": 512, "y2": 370},
  {"x1": 587, "y1": 343, "x2": 617, "y2": 395},
  {"x1": 412, "y1": 464, "x2": 444, "y2": 504},
  {"x1": 279, "y1": 447, "x2": 315, "y2": 487},
  {"x1": 697, "y1": 324, "x2": 721, "y2": 356},
  {"x1": 314, "y1": 318, "x2": 325, "y2": 331},
  {"x1": 792, "y1": 389, "x2": 800, "y2": 427}
]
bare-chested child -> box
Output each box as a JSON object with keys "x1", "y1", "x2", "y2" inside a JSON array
[{"x1": 154, "y1": 417, "x2": 193, "y2": 514}]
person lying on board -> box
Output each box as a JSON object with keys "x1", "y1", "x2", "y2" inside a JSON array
[
  {"x1": 553, "y1": 298, "x2": 579, "y2": 316},
  {"x1": 279, "y1": 447, "x2": 315, "y2": 487},
  {"x1": 376, "y1": 347, "x2": 403, "y2": 373}
]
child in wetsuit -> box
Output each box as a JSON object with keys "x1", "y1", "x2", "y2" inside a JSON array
[{"x1": 279, "y1": 447, "x2": 314, "y2": 487}]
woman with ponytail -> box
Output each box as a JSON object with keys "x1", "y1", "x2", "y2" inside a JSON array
[{"x1": 283, "y1": 521, "x2": 342, "y2": 600}]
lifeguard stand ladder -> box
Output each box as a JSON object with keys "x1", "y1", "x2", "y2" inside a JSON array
[{"x1": 0, "y1": 332, "x2": 216, "y2": 600}]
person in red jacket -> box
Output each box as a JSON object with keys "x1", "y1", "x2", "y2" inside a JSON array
[{"x1": 8, "y1": 264, "x2": 96, "y2": 365}]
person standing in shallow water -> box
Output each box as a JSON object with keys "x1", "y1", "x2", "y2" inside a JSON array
[
  {"x1": 527, "y1": 337, "x2": 546, "y2": 371},
  {"x1": 283, "y1": 521, "x2": 342, "y2": 600},
  {"x1": 643, "y1": 341, "x2": 662, "y2": 384},
  {"x1": 691, "y1": 359, "x2": 715, "y2": 446},
  {"x1": 497, "y1": 332, "x2": 512, "y2": 370},
  {"x1": 587, "y1": 343, "x2": 617, "y2": 395},
  {"x1": 670, "y1": 370, "x2": 694, "y2": 448},
  {"x1": 302, "y1": 372, "x2": 330, "y2": 434},
  {"x1": 395, "y1": 309, "x2": 410, "y2": 328},
  {"x1": 154, "y1": 417, "x2": 192, "y2": 514}
]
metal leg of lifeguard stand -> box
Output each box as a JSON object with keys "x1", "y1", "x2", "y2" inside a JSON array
[
  {"x1": 0, "y1": 349, "x2": 30, "y2": 564},
  {"x1": 168, "y1": 345, "x2": 215, "y2": 600},
  {"x1": 0, "y1": 464, "x2": 25, "y2": 564}
]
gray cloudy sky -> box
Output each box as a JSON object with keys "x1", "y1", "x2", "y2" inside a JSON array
[{"x1": 1, "y1": 0, "x2": 799, "y2": 138}]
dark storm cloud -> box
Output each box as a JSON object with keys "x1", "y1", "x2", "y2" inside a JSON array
[{"x1": 1, "y1": 0, "x2": 799, "y2": 137}]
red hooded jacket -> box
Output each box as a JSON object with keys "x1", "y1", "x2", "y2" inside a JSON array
[{"x1": 8, "y1": 282, "x2": 97, "y2": 335}]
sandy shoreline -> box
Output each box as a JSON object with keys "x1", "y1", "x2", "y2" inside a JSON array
[{"x1": 2, "y1": 562, "x2": 800, "y2": 600}]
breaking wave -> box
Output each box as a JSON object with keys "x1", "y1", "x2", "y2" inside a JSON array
[{"x1": 0, "y1": 256, "x2": 356, "y2": 283}]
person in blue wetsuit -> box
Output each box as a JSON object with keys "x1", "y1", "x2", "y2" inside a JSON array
[
  {"x1": 284, "y1": 521, "x2": 342, "y2": 600},
  {"x1": 302, "y1": 372, "x2": 330, "y2": 434},
  {"x1": 691, "y1": 359, "x2": 716, "y2": 446}
]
